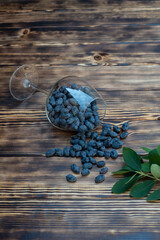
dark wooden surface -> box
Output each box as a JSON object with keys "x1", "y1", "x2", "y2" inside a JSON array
[{"x1": 0, "y1": 1, "x2": 160, "y2": 239}]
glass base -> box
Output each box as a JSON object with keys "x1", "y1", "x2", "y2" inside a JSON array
[{"x1": 9, "y1": 64, "x2": 38, "y2": 101}]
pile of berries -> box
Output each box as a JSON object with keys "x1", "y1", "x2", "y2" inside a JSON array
[
  {"x1": 46, "y1": 83, "x2": 129, "y2": 183},
  {"x1": 45, "y1": 121, "x2": 129, "y2": 183}
]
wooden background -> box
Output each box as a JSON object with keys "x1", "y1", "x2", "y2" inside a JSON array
[{"x1": 0, "y1": 0, "x2": 160, "y2": 239}]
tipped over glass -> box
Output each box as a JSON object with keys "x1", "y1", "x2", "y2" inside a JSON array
[{"x1": 9, "y1": 64, "x2": 107, "y2": 132}]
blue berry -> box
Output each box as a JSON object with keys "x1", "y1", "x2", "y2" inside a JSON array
[
  {"x1": 45, "y1": 148, "x2": 55, "y2": 157},
  {"x1": 99, "y1": 167, "x2": 108, "y2": 174},
  {"x1": 63, "y1": 146, "x2": 70, "y2": 157},
  {"x1": 54, "y1": 117, "x2": 60, "y2": 126},
  {"x1": 94, "y1": 115, "x2": 100, "y2": 126},
  {"x1": 62, "y1": 107, "x2": 69, "y2": 113},
  {"x1": 61, "y1": 113, "x2": 71, "y2": 119},
  {"x1": 83, "y1": 87, "x2": 91, "y2": 95},
  {"x1": 81, "y1": 168, "x2": 90, "y2": 176},
  {"x1": 70, "y1": 164, "x2": 80, "y2": 174},
  {"x1": 71, "y1": 83, "x2": 77, "y2": 89},
  {"x1": 56, "y1": 97, "x2": 63, "y2": 105},
  {"x1": 75, "y1": 151, "x2": 81, "y2": 157},
  {"x1": 108, "y1": 130, "x2": 118, "y2": 138},
  {"x1": 80, "y1": 151, "x2": 87, "y2": 158},
  {"x1": 83, "y1": 163, "x2": 92, "y2": 169},
  {"x1": 72, "y1": 144, "x2": 82, "y2": 152},
  {"x1": 104, "y1": 137, "x2": 113, "y2": 148},
  {"x1": 78, "y1": 111, "x2": 85, "y2": 123},
  {"x1": 96, "y1": 135, "x2": 101, "y2": 141},
  {"x1": 70, "y1": 138, "x2": 79, "y2": 145},
  {"x1": 55, "y1": 92, "x2": 64, "y2": 98},
  {"x1": 110, "y1": 149, "x2": 118, "y2": 159},
  {"x1": 99, "y1": 136, "x2": 107, "y2": 141},
  {"x1": 64, "y1": 99, "x2": 69, "y2": 107},
  {"x1": 54, "y1": 105, "x2": 61, "y2": 112},
  {"x1": 55, "y1": 148, "x2": 64, "y2": 157},
  {"x1": 97, "y1": 151, "x2": 104, "y2": 157},
  {"x1": 89, "y1": 157, "x2": 96, "y2": 165},
  {"x1": 66, "y1": 174, "x2": 77, "y2": 183},
  {"x1": 121, "y1": 122, "x2": 129, "y2": 131},
  {"x1": 95, "y1": 175, "x2": 105, "y2": 183},
  {"x1": 85, "y1": 131, "x2": 92, "y2": 138},
  {"x1": 67, "y1": 117, "x2": 75, "y2": 125},
  {"x1": 89, "y1": 116, "x2": 95, "y2": 124},
  {"x1": 47, "y1": 103, "x2": 52, "y2": 112},
  {"x1": 78, "y1": 125, "x2": 88, "y2": 133},
  {"x1": 72, "y1": 106, "x2": 79, "y2": 116},
  {"x1": 102, "y1": 123, "x2": 112, "y2": 130},
  {"x1": 80, "y1": 134, "x2": 86, "y2": 141},
  {"x1": 59, "y1": 85, "x2": 67, "y2": 93},
  {"x1": 50, "y1": 110, "x2": 55, "y2": 117},
  {"x1": 100, "y1": 146, "x2": 106, "y2": 152},
  {"x1": 59, "y1": 119, "x2": 67, "y2": 127},
  {"x1": 112, "y1": 138, "x2": 123, "y2": 149},
  {"x1": 88, "y1": 140, "x2": 96, "y2": 148},
  {"x1": 69, "y1": 98, "x2": 78, "y2": 106},
  {"x1": 74, "y1": 117, "x2": 80, "y2": 126},
  {"x1": 49, "y1": 96, "x2": 56, "y2": 106},
  {"x1": 85, "y1": 112, "x2": 92, "y2": 119},
  {"x1": 81, "y1": 157, "x2": 90, "y2": 164},
  {"x1": 97, "y1": 160, "x2": 105, "y2": 168},
  {"x1": 104, "y1": 150, "x2": 110, "y2": 159},
  {"x1": 96, "y1": 141, "x2": 103, "y2": 149},
  {"x1": 92, "y1": 105, "x2": 98, "y2": 111},
  {"x1": 67, "y1": 104, "x2": 72, "y2": 111},
  {"x1": 120, "y1": 132, "x2": 128, "y2": 139},
  {"x1": 113, "y1": 125, "x2": 120, "y2": 133},
  {"x1": 79, "y1": 140, "x2": 86, "y2": 148},
  {"x1": 85, "y1": 120, "x2": 94, "y2": 130},
  {"x1": 88, "y1": 148, "x2": 97, "y2": 157},
  {"x1": 91, "y1": 131, "x2": 99, "y2": 139},
  {"x1": 101, "y1": 129, "x2": 109, "y2": 136},
  {"x1": 70, "y1": 149, "x2": 76, "y2": 157}
]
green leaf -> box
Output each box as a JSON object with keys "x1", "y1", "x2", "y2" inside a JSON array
[
  {"x1": 112, "y1": 166, "x2": 134, "y2": 175},
  {"x1": 141, "y1": 162, "x2": 150, "y2": 172},
  {"x1": 141, "y1": 147, "x2": 151, "y2": 153},
  {"x1": 150, "y1": 164, "x2": 160, "y2": 178},
  {"x1": 148, "y1": 149, "x2": 160, "y2": 166},
  {"x1": 147, "y1": 189, "x2": 160, "y2": 201},
  {"x1": 157, "y1": 145, "x2": 160, "y2": 156},
  {"x1": 112, "y1": 175, "x2": 140, "y2": 194},
  {"x1": 130, "y1": 180, "x2": 155, "y2": 198},
  {"x1": 123, "y1": 147, "x2": 142, "y2": 171}
]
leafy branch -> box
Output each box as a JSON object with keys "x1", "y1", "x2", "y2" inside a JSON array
[{"x1": 112, "y1": 145, "x2": 160, "y2": 201}]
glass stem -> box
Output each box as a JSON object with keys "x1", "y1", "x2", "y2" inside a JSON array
[
  {"x1": 24, "y1": 79, "x2": 49, "y2": 95},
  {"x1": 31, "y1": 83, "x2": 49, "y2": 95}
]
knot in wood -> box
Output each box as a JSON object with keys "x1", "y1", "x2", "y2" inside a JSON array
[
  {"x1": 94, "y1": 55, "x2": 102, "y2": 61},
  {"x1": 22, "y1": 29, "x2": 30, "y2": 36}
]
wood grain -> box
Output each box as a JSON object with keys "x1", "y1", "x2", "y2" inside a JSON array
[
  {"x1": 1, "y1": 0, "x2": 160, "y2": 239},
  {"x1": 0, "y1": 155, "x2": 160, "y2": 240}
]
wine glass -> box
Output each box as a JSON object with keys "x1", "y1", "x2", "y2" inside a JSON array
[{"x1": 9, "y1": 64, "x2": 107, "y2": 132}]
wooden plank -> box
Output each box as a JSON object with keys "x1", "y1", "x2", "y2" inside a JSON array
[
  {"x1": 0, "y1": 3, "x2": 160, "y2": 68},
  {"x1": 1, "y1": 11, "x2": 160, "y2": 43},
  {"x1": 0, "y1": 0, "x2": 160, "y2": 11},
  {"x1": 0, "y1": 41, "x2": 160, "y2": 66},
  {"x1": 0, "y1": 155, "x2": 160, "y2": 239},
  {"x1": 0, "y1": 120, "x2": 159, "y2": 155},
  {"x1": 1, "y1": 65, "x2": 160, "y2": 93}
]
